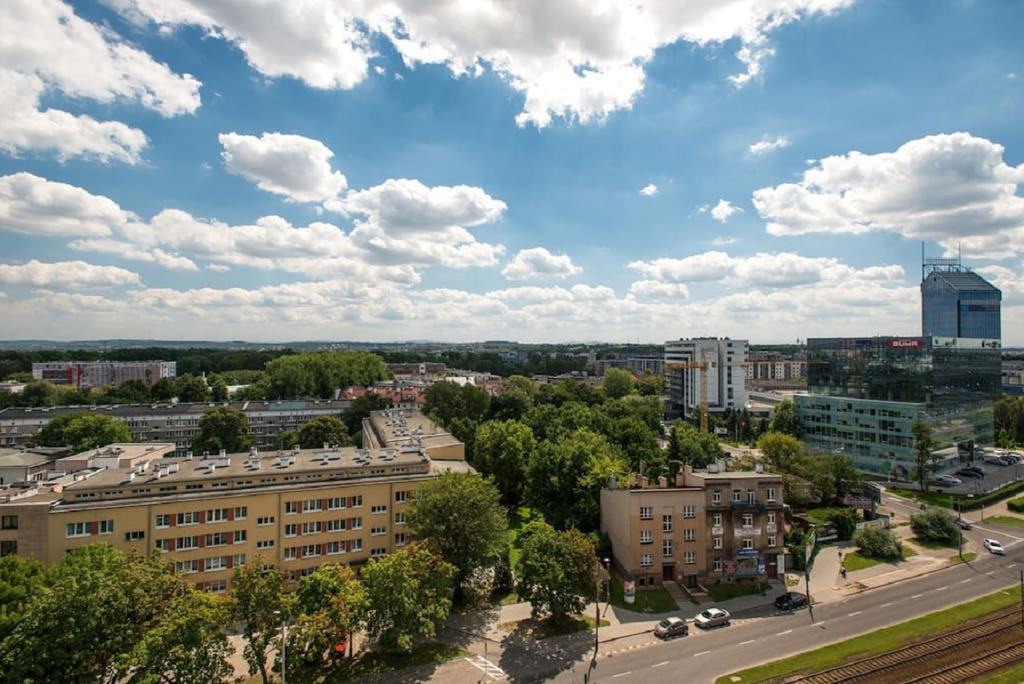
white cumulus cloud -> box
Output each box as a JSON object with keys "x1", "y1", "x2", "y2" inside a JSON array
[
  {"x1": 710, "y1": 199, "x2": 743, "y2": 223},
  {"x1": 502, "y1": 247, "x2": 582, "y2": 280},
  {"x1": 219, "y1": 131, "x2": 348, "y2": 203},
  {"x1": 0, "y1": 259, "x2": 141, "y2": 287},
  {"x1": 640, "y1": 183, "x2": 658, "y2": 197},
  {"x1": 748, "y1": 135, "x2": 790, "y2": 155},
  {"x1": 0, "y1": 173, "x2": 134, "y2": 237}
]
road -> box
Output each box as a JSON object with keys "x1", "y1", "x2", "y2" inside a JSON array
[{"x1": 541, "y1": 497, "x2": 1024, "y2": 684}]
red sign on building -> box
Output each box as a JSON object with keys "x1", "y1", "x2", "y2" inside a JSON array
[{"x1": 887, "y1": 338, "x2": 922, "y2": 349}]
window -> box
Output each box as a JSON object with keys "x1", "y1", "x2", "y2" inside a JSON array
[
  {"x1": 395, "y1": 490, "x2": 408, "y2": 503},
  {"x1": 684, "y1": 551, "x2": 696, "y2": 564},
  {"x1": 640, "y1": 530, "x2": 653, "y2": 544},
  {"x1": 283, "y1": 547, "x2": 297, "y2": 561},
  {"x1": 683, "y1": 528, "x2": 696, "y2": 542},
  {"x1": 124, "y1": 530, "x2": 145, "y2": 542},
  {"x1": 371, "y1": 504, "x2": 388, "y2": 514},
  {"x1": 713, "y1": 537, "x2": 722, "y2": 549},
  {"x1": 207, "y1": 508, "x2": 228, "y2": 523},
  {"x1": 234, "y1": 506, "x2": 248, "y2": 520},
  {"x1": 712, "y1": 490, "x2": 721, "y2": 504},
  {"x1": 284, "y1": 524, "x2": 298, "y2": 537},
  {"x1": 394, "y1": 512, "x2": 406, "y2": 525},
  {"x1": 662, "y1": 539, "x2": 673, "y2": 558},
  {"x1": 766, "y1": 487, "x2": 777, "y2": 502},
  {"x1": 713, "y1": 559, "x2": 722, "y2": 572},
  {"x1": 285, "y1": 501, "x2": 298, "y2": 515},
  {"x1": 256, "y1": 539, "x2": 275, "y2": 550},
  {"x1": 395, "y1": 533, "x2": 406, "y2": 547},
  {"x1": 767, "y1": 511, "x2": 776, "y2": 524},
  {"x1": 712, "y1": 513, "x2": 722, "y2": 527},
  {"x1": 303, "y1": 499, "x2": 322, "y2": 513},
  {"x1": 302, "y1": 521, "x2": 322, "y2": 535},
  {"x1": 351, "y1": 538, "x2": 363, "y2": 552},
  {"x1": 302, "y1": 544, "x2": 320, "y2": 558},
  {"x1": 350, "y1": 517, "x2": 363, "y2": 530},
  {"x1": 207, "y1": 580, "x2": 227, "y2": 593},
  {"x1": 0, "y1": 516, "x2": 17, "y2": 530},
  {"x1": 640, "y1": 554, "x2": 653, "y2": 567},
  {"x1": 731, "y1": 490, "x2": 741, "y2": 502},
  {"x1": 682, "y1": 505, "x2": 696, "y2": 519},
  {"x1": 662, "y1": 515, "x2": 673, "y2": 532},
  {"x1": 0, "y1": 541, "x2": 16, "y2": 557},
  {"x1": 207, "y1": 532, "x2": 228, "y2": 547},
  {"x1": 176, "y1": 512, "x2": 199, "y2": 526},
  {"x1": 768, "y1": 535, "x2": 777, "y2": 547},
  {"x1": 98, "y1": 520, "x2": 114, "y2": 535},
  {"x1": 371, "y1": 526, "x2": 386, "y2": 536},
  {"x1": 66, "y1": 522, "x2": 90, "y2": 538},
  {"x1": 327, "y1": 518, "x2": 345, "y2": 532},
  {"x1": 175, "y1": 560, "x2": 199, "y2": 574},
  {"x1": 326, "y1": 541, "x2": 345, "y2": 555},
  {"x1": 178, "y1": 536, "x2": 198, "y2": 550},
  {"x1": 743, "y1": 538, "x2": 754, "y2": 550},
  {"x1": 233, "y1": 530, "x2": 247, "y2": 543},
  {"x1": 639, "y1": 506, "x2": 653, "y2": 520},
  {"x1": 370, "y1": 548, "x2": 387, "y2": 559},
  {"x1": 154, "y1": 539, "x2": 170, "y2": 553},
  {"x1": 257, "y1": 516, "x2": 275, "y2": 526},
  {"x1": 328, "y1": 497, "x2": 346, "y2": 510},
  {"x1": 741, "y1": 513, "x2": 754, "y2": 528},
  {"x1": 206, "y1": 556, "x2": 227, "y2": 571},
  {"x1": 747, "y1": 490, "x2": 756, "y2": 504},
  {"x1": 351, "y1": 495, "x2": 363, "y2": 508},
  {"x1": 155, "y1": 514, "x2": 170, "y2": 529}
]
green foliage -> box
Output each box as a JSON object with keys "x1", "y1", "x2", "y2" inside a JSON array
[
  {"x1": 175, "y1": 374, "x2": 210, "y2": 403},
  {"x1": 667, "y1": 421, "x2": 723, "y2": 469},
  {"x1": 473, "y1": 420, "x2": 536, "y2": 507},
  {"x1": 636, "y1": 373, "x2": 665, "y2": 397},
  {"x1": 287, "y1": 564, "x2": 368, "y2": 679},
  {"x1": 149, "y1": 377, "x2": 176, "y2": 401},
  {"x1": 1008, "y1": 497, "x2": 1024, "y2": 514},
  {"x1": 769, "y1": 400, "x2": 802, "y2": 437},
  {"x1": 295, "y1": 415, "x2": 351, "y2": 449},
  {"x1": 601, "y1": 368, "x2": 635, "y2": 399},
  {"x1": 994, "y1": 395, "x2": 1024, "y2": 446},
  {"x1": 827, "y1": 507, "x2": 861, "y2": 541},
  {"x1": 910, "y1": 508, "x2": 961, "y2": 546},
  {"x1": 406, "y1": 473, "x2": 508, "y2": 591},
  {"x1": 191, "y1": 406, "x2": 252, "y2": 455},
  {"x1": 265, "y1": 352, "x2": 390, "y2": 399},
  {"x1": 231, "y1": 561, "x2": 287, "y2": 684},
  {"x1": 487, "y1": 389, "x2": 533, "y2": 422},
  {"x1": 208, "y1": 375, "x2": 229, "y2": 402},
  {"x1": 911, "y1": 418, "x2": 937, "y2": 491},
  {"x1": 0, "y1": 555, "x2": 45, "y2": 642},
  {"x1": 19, "y1": 381, "x2": 59, "y2": 407},
  {"x1": 362, "y1": 544, "x2": 456, "y2": 653},
  {"x1": 30, "y1": 412, "x2": 132, "y2": 452},
  {"x1": 854, "y1": 526, "x2": 903, "y2": 560},
  {"x1": 424, "y1": 381, "x2": 491, "y2": 427},
  {"x1": 516, "y1": 521, "x2": 596, "y2": 621},
  {"x1": 756, "y1": 432, "x2": 803, "y2": 472}
]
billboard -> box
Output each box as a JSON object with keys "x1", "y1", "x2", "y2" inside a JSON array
[{"x1": 887, "y1": 338, "x2": 923, "y2": 349}]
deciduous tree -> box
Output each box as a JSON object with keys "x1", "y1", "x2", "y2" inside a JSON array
[
  {"x1": 192, "y1": 406, "x2": 252, "y2": 455},
  {"x1": 31, "y1": 412, "x2": 132, "y2": 452},
  {"x1": 472, "y1": 420, "x2": 536, "y2": 507},
  {"x1": 601, "y1": 369, "x2": 635, "y2": 400},
  {"x1": 296, "y1": 415, "x2": 351, "y2": 449},
  {"x1": 769, "y1": 400, "x2": 802, "y2": 437},
  {"x1": 516, "y1": 522, "x2": 596, "y2": 621},
  {"x1": 231, "y1": 562, "x2": 287, "y2": 684}
]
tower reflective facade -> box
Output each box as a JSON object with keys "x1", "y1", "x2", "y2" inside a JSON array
[{"x1": 921, "y1": 259, "x2": 1001, "y2": 340}]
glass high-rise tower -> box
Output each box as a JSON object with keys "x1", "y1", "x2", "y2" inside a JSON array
[{"x1": 921, "y1": 257, "x2": 1001, "y2": 340}]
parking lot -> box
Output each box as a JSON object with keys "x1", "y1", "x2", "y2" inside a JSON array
[{"x1": 932, "y1": 450, "x2": 1024, "y2": 496}]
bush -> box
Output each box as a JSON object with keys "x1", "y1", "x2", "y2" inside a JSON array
[
  {"x1": 828, "y1": 508, "x2": 861, "y2": 541},
  {"x1": 910, "y1": 508, "x2": 960, "y2": 546},
  {"x1": 854, "y1": 526, "x2": 902, "y2": 561},
  {"x1": 1008, "y1": 497, "x2": 1024, "y2": 514}
]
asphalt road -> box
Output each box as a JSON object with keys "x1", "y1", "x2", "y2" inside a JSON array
[{"x1": 544, "y1": 500, "x2": 1024, "y2": 684}]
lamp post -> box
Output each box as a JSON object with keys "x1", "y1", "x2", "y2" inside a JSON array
[
  {"x1": 274, "y1": 610, "x2": 288, "y2": 684},
  {"x1": 585, "y1": 557, "x2": 611, "y2": 684}
]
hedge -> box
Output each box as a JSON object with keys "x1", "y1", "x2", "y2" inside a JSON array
[{"x1": 1008, "y1": 497, "x2": 1024, "y2": 513}]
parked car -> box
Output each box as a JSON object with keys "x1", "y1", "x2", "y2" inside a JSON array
[
  {"x1": 984, "y1": 538, "x2": 1006, "y2": 555},
  {"x1": 935, "y1": 474, "x2": 963, "y2": 486},
  {"x1": 985, "y1": 455, "x2": 1012, "y2": 467},
  {"x1": 957, "y1": 518, "x2": 973, "y2": 530},
  {"x1": 654, "y1": 616, "x2": 689, "y2": 639},
  {"x1": 955, "y1": 468, "x2": 983, "y2": 479},
  {"x1": 694, "y1": 607, "x2": 731, "y2": 629},
  {"x1": 774, "y1": 592, "x2": 809, "y2": 611}
]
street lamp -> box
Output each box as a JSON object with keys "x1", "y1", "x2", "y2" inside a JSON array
[
  {"x1": 585, "y1": 557, "x2": 612, "y2": 684},
  {"x1": 274, "y1": 610, "x2": 288, "y2": 684}
]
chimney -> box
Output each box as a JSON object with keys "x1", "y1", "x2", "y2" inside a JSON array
[
  {"x1": 675, "y1": 471, "x2": 686, "y2": 487},
  {"x1": 658, "y1": 475, "x2": 668, "y2": 488},
  {"x1": 219, "y1": 449, "x2": 227, "y2": 458}
]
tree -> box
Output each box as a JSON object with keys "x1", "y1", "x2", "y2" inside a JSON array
[
  {"x1": 769, "y1": 400, "x2": 802, "y2": 437},
  {"x1": 19, "y1": 381, "x2": 58, "y2": 407},
  {"x1": 361, "y1": 544, "x2": 456, "y2": 652},
  {"x1": 472, "y1": 420, "x2": 536, "y2": 507},
  {"x1": 424, "y1": 381, "x2": 491, "y2": 427},
  {"x1": 827, "y1": 508, "x2": 860, "y2": 541},
  {"x1": 606, "y1": 415, "x2": 661, "y2": 474},
  {"x1": 853, "y1": 526, "x2": 902, "y2": 561},
  {"x1": 122, "y1": 590, "x2": 233, "y2": 684},
  {"x1": 601, "y1": 369, "x2": 635, "y2": 400},
  {"x1": 669, "y1": 421, "x2": 723, "y2": 469},
  {"x1": 808, "y1": 453, "x2": 861, "y2": 505},
  {"x1": 191, "y1": 406, "x2": 252, "y2": 455},
  {"x1": 487, "y1": 389, "x2": 532, "y2": 422},
  {"x1": 265, "y1": 352, "x2": 391, "y2": 399},
  {"x1": 516, "y1": 522, "x2": 596, "y2": 622},
  {"x1": 208, "y1": 375, "x2": 229, "y2": 402},
  {"x1": 343, "y1": 392, "x2": 393, "y2": 445},
  {"x1": 31, "y1": 412, "x2": 132, "y2": 452},
  {"x1": 150, "y1": 377, "x2": 176, "y2": 401},
  {"x1": 175, "y1": 374, "x2": 210, "y2": 403},
  {"x1": 287, "y1": 564, "x2": 368, "y2": 678},
  {"x1": 911, "y1": 418, "x2": 937, "y2": 491},
  {"x1": 636, "y1": 373, "x2": 666, "y2": 397},
  {"x1": 406, "y1": 472, "x2": 508, "y2": 592},
  {"x1": 0, "y1": 555, "x2": 45, "y2": 642},
  {"x1": 756, "y1": 432, "x2": 803, "y2": 473},
  {"x1": 295, "y1": 415, "x2": 351, "y2": 449},
  {"x1": 231, "y1": 562, "x2": 287, "y2": 684},
  {"x1": 910, "y1": 508, "x2": 960, "y2": 546}
]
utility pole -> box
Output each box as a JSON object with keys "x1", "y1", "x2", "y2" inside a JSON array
[
  {"x1": 1019, "y1": 570, "x2": 1023, "y2": 630},
  {"x1": 956, "y1": 500, "x2": 963, "y2": 561}
]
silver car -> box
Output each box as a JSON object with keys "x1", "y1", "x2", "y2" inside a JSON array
[
  {"x1": 694, "y1": 607, "x2": 731, "y2": 629},
  {"x1": 654, "y1": 616, "x2": 689, "y2": 639}
]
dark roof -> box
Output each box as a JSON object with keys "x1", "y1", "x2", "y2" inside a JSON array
[
  {"x1": 924, "y1": 270, "x2": 1001, "y2": 294},
  {"x1": 0, "y1": 400, "x2": 350, "y2": 421}
]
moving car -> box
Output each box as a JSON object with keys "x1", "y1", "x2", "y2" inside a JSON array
[
  {"x1": 934, "y1": 474, "x2": 962, "y2": 486},
  {"x1": 654, "y1": 616, "x2": 688, "y2": 639},
  {"x1": 984, "y1": 538, "x2": 1006, "y2": 555},
  {"x1": 774, "y1": 592, "x2": 809, "y2": 611},
  {"x1": 694, "y1": 607, "x2": 731, "y2": 629},
  {"x1": 956, "y1": 518, "x2": 973, "y2": 530}
]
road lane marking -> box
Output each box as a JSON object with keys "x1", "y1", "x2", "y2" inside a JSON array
[
  {"x1": 739, "y1": 640, "x2": 756, "y2": 645},
  {"x1": 777, "y1": 629, "x2": 793, "y2": 636},
  {"x1": 937, "y1": 586, "x2": 949, "y2": 591},
  {"x1": 695, "y1": 650, "x2": 711, "y2": 657},
  {"x1": 848, "y1": 611, "x2": 862, "y2": 616},
  {"x1": 880, "y1": 602, "x2": 894, "y2": 608},
  {"x1": 911, "y1": 594, "x2": 924, "y2": 599},
  {"x1": 960, "y1": 578, "x2": 972, "y2": 584},
  {"x1": 1009, "y1": 563, "x2": 1018, "y2": 568},
  {"x1": 652, "y1": 661, "x2": 669, "y2": 668},
  {"x1": 612, "y1": 673, "x2": 631, "y2": 679}
]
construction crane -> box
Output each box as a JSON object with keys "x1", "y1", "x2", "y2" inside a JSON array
[{"x1": 667, "y1": 348, "x2": 750, "y2": 433}]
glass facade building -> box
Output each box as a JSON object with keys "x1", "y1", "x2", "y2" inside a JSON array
[
  {"x1": 921, "y1": 269, "x2": 1001, "y2": 340},
  {"x1": 796, "y1": 336, "x2": 1001, "y2": 475}
]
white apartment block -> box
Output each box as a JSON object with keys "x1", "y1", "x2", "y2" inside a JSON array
[
  {"x1": 664, "y1": 338, "x2": 749, "y2": 418},
  {"x1": 32, "y1": 361, "x2": 177, "y2": 389}
]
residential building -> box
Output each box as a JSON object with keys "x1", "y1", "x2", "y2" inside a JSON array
[
  {"x1": 626, "y1": 356, "x2": 665, "y2": 377},
  {"x1": 361, "y1": 408, "x2": 465, "y2": 461},
  {"x1": 921, "y1": 257, "x2": 1001, "y2": 340},
  {"x1": 601, "y1": 464, "x2": 784, "y2": 588},
  {"x1": 796, "y1": 336, "x2": 1001, "y2": 475},
  {"x1": 746, "y1": 351, "x2": 807, "y2": 390},
  {"x1": 0, "y1": 416, "x2": 471, "y2": 587},
  {"x1": 0, "y1": 400, "x2": 351, "y2": 454},
  {"x1": 664, "y1": 338, "x2": 749, "y2": 418},
  {"x1": 0, "y1": 449, "x2": 53, "y2": 485},
  {"x1": 32, "y1": 361, "x2": 177, "y2": 389}
]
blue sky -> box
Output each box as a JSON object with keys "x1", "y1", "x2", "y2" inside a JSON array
[{"x1": 1, "y1": 0, "x2": 1022, "y2": 343}]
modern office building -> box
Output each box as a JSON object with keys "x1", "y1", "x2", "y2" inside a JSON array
[
  {"x1": 1003, "y1": 360, "x2": 1024, "y2": 396},
  {"x1": 601, "y1": 464, "x2": 784, "y2": 588},
  {"x1": 746, "y1": 352, "x2": 807, "y2": 390},
  {"x1": 32, "y1": 361, "x2": 177, "y2": 389},
  {"x1": 0, "y1": 400, "x2": 351, "y2": 454},
  {"x1": 0, "y1": 411, "x2": 471, "y2": 587},
  {"x1": 796, "y1": 336, "x2": 1002, "y2": 475},
  {"x1": 921, "y1": 257, "x2": 1001, "y2": 340},
  {"x1": 664, "y1": 338, "x2": 748, "y2": 418}
]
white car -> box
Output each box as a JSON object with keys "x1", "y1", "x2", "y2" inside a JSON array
[
  {"x1": 694, "y1": 607, "x2": 731, "y2": 629},
  {"x1": 935, "y1": 474, "x2": 962, "y2": 486},
  {"x1": 984, "y1": 538, "x2": 1006, "y2": 555}
]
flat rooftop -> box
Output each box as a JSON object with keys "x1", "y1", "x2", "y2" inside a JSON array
[
  {"x1": 0, "y1": 449, "x2": 52, "y2": 468},
  {"x1": 366, "y1": 408, "x2": 462, "y2": 450},
  {"x1": 0, "y1": 399, "x2": 351, "y2": 421}
]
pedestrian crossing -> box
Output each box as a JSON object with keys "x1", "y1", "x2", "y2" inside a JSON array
[{"x1": 465, "y1": 654, "x2": 508, "y2": 680}]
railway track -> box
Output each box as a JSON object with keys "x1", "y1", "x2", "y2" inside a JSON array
[
  {"x1": 782, "y1": 607, "x2": 1023, "y2": 684},
  {"x1": 900, "y1": 640, "x2": 1024, "y2": 683}
]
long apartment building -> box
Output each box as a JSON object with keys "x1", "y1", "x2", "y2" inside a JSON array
[
  {"x1": 601, "y1": 465, "x2": 784, "y2": 589},
  {"x1": 0, "y1": 400, "x2": 351, "y2": 454},
  {"x1": 32, "y1": 361, "x2": 177, "y2": 389},
  {"x1": 664, "y1": 338, "x2": 749, "y2": 418},
  {"x1": 0, "y1": 410, "x2": 471, "y2": 589}
]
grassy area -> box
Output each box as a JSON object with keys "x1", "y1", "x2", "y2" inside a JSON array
[
  {"x1": 716, "y1": 586, "x2": 1024, "y2": 683},
  {"x1": 609, "y1": 573, "x2": 680, "y2": 613},
  {"x1": 889, "y1": 479, "x2": 1024, "y2": 511},
  {"x1": 949, "y1": 551, "x2": 977, "y2": 565},
  {"x1": 981, "y1": 660, "x2": 1024, "y2": 684},
  {"x1": 705, "y1": 581, "x2": 769, "y2": 602},
  {"x1": 843, "y1": 546, "x2": 914, "y2": 572},
  {"x1": 804, "y1": 506, "x2": 856, "y2": 526},
  {"x1": 507, "y1": 506, "x2": 543, "y2": 569},
  {"x1": 337, "y1": 642, "x2": 471, "y2": 681},
  {"x1": 909, "y1": 537, "x2": 956, "y2": 550},
  {"x1": 985, "y1": 515, "x2": 1024, "y2": 528}
]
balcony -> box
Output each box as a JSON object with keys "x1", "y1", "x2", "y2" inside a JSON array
[
  {"x1": 734, "y1": 527, "x2": 761, "y2": 538},
  {"x1": 730, "y1": 500, "x2": 767, "y2": 510}
]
